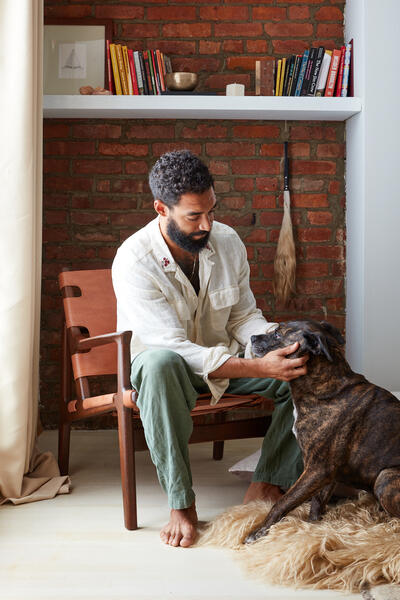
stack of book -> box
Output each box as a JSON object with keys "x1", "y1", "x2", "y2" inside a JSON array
[
  {"x1": 107, "y1": 42, "x2": 172, "y2": 95},
  {"x1": 273, "y1": 41, "x2": 353, "y2": 97}
]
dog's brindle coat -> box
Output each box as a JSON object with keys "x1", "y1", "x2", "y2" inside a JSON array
[{"x1": 245, "y1": 320, "x2": 400, "y2": 543}]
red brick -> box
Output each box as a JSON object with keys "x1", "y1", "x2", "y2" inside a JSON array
[
  {"x1": 45, "y1": 141, "x2": 95, "y2": 155},
  {"x1": 291, "y1": 178, "x2": 325, "y2": 192},
  {"x1": 257, "y1": 247, "x2": 276, "y2": 262},
  {"x1": 92, "y1": 196, "x2": 136, "y2": 210},
  {"x1": 72, "y1": 124, "x2": 122, "y2": 139},
  {"x1": 260, "y1": 211, "x2": 287, "y2": 226},
  {"x1": 221, "y1": 196, "x2": 246, "y2": 210},
  {"x1": 329, "y1": 180, "x2": 341, "y2": 194},
  {"x1": 251, "y1": 280, "x2": 273, "y2": 295},
  {"x1": 260, "y1": 264, "x2": 275, "y2": 278},
  {"x1": 44, "y1": 210, "x2": 68, "y2": 225},
  {"x1": 235, "y1": 178, "x2": 254, "y2": 192},
  {"x1": 162, "y1": 23, "x2": 211, "y2": 38},
  {"x1": 43, "y1": 123, "x2": 70, "y2": 137},
  {"x1": 42, "y1": 227, "x2": 70, "y2": 242},
  {"x1": 181, "y1": 124, "x2": 228, "y2": 139},
  {"x1": 152, "y1": 142, "x2": 202, "y2": 156},
  {"x1": 97, "y1": 180, "x2": 110, "y2": 192},
  {"x1": 307, "y1": 211, "x2": 333, "y2": 225},
  {"x1": 73, "y1": 160, "x2": 122, "y2": 174},
  {"x1": 127, "y1": 124, "x2": 175, "y2": 140},
  {"x1": 99, "y1": 143, "x2": 148, "y2": 157},
  {"x1": 148, "y1": 6, "x2": 196, "y2": 20},
  {"x1": 71, "y1": 195, "x2": 91, "y2": 209},
  {"x1": 290, "y1": 125, "x2": 338, "y2": 140},
  {"x1": 215, "y1": 23, "x2": 263, "y2": 37},
  {"x1": 43, "y1": 159, "x2": 69, "y2": 173},
  {"x1": 45, "y1": 177, "x2": 93, "y2": 192},
  {"x1": 209, "y1": 161, "x2": 229, "y2": 175},
  {"x1": 205, "y1": 74, "x2": 250, "y2": 90},
  {"x1": 219, "y1": 213, "x2": 253, "y2": 227},
  {"x1": 244, "y1": 229, "x2": 267, "y2": 243},
  {"x1": 231, "y1": 160, "x2": 280, "y2": 175},
  {"x1": 288, "y1": 6, "x2": 310, "y2": 19},
  {"x1": 200, "y1": 6, "x2": 249, "y2": 20},
  {"x1": 44, "y1": 5, "x2": 92, "y2": 18},
  {"x1": 121, "y1": 23, "x2": 159, "y2": 38},
  {"x1": 98, "y1": 247, "x2": 118, "y2": 260},
  {"x1": 316, "y1": 24, "x2": 343, "y2": 38},
  {"x1": 111, "y1": 213, "x2": 152, "y2": 227},
  {"x1": 152, "y1": 40, "x2": 196, "y2": 55},
  {"x1": 199, "y1": 41, "x2": 221, "y2": 54},
  {"x1": 277, "y1": 0, "x2": 322, "y2": 3},
  {"x1": 173, "y1": 57, "x2": 221, "y2": 73},
  {"x1": 291, "y1": 194, "x2": 328, "y2": 208},
  {"x1": 250, "y1": 264, "x2": 260, "y2": 278},
  {"x1": 95, "y1": 5, "x2": 143, "y2": 19},
  {"x1": 111, "y1": 179, "x2": 145, "y2": 193},
  {"x1": 292, "y1": 160, "x2": 336, "y2": 175},
  {"x1": 206, "y1": 142, "x2": 255, "y2": 157},
  {"x1": 74, "y1": 232, "x2": 119, "y2": 243},
  {"x1": 222, "y1": 40, "x2": 244, "y2": 53},
  {"x1": 298, "y1": 228, "x2": 332, "y2": 243},
  {"x1": 306, "y1": 245, "x2": 344, "y2": 260},
  {"x1": 332, "y1": 261, "x2": 345, "y2": 276},
  {"x1": 227, "y1": 56, "x2": 263, "y2": 71},
  {"x1": 214, "y1": 180, "x2": 231, "y2": 194},
  {"x1": 246, "y1": 40, "x2": 268, "y2": 53},
  {"x1": 296, "y1": 279, "x2": 343, "y2": 296},
  {"x1": 315, "y1": 6, "x2": 343, "y2": 21},
  {"x1": 265, "y1": 22, "x2": 313, "y2": 37},
  {"x1": 233, "y1": 124, "x2": 280, "y2": 139},
  {"x1": 272, "y1": 40, "x2": 310, "y2": 54},
  {"x1": 253, "y1": 7, "x2": 286, "y2": 21},
  {"x1": 71, "y1": 212, "x2": 109, "y2": 225},
  {"x1": 46, "y1": 246, "x2": 96, "y2": 260},
  {"x1": 297, "y1": 263, "x2": 329, "y2": 278},
  {"x1": 125, "y1": 161, "x2": 149, "y2": 175},
  {"x1": 252, "y1": 195, "x2": 276, "y2": 209},
  {"x1": 316, "y1": 143, "x2": 344, "y2": 158},
  {"x1": 326, "y1": 297, "x2": 345, "y2": 312},
  {"x1": 256, "y1": 178, "x2": 279, "y2": 192}
]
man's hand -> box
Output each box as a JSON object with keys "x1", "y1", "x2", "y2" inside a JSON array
[{"x1": 257, "y1": 342, "x2": 308, "y2": 381}]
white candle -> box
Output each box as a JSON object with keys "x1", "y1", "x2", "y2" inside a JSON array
[{"x1": 226, "y1": 83, "x2": 245, "y2": 96}]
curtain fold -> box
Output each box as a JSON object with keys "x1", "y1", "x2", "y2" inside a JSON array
[{"x1": 0, "y1": 0, "x2": 69, "y2": 504}]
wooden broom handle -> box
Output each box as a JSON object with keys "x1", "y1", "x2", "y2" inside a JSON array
[{"x1": 284, "y1": 141, "x2": 289, "y2": 191}]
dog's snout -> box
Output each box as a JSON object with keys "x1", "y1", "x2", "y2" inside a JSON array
[{"x1": 250, "y1": 335, "x2": 258, "y2": 344}]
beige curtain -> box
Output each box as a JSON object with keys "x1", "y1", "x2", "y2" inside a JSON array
[{"x1": 0, "y1": 0, "x2": 69, "y2": 503}]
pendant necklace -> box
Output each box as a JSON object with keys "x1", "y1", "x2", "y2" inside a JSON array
[{"x1": 189, "y1": 254, "x2": 197, "y2": 281}]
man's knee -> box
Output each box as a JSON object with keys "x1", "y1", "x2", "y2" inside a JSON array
[{"x1": 133, "y1": 348, "x2": 187, "y2": 380}]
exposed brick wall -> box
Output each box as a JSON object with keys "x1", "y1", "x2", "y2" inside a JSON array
[{"x1": 41, "y1": 0, "x2": 346, "y2": 428}]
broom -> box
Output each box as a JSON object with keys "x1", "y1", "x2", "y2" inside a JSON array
[{"x1": 273, "y1": 141, "x2": 296, "y2": 306}]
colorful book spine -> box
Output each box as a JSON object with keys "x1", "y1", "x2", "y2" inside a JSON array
[
  {"x1": 335, "y1": 46, "x2": 346, "y2": 96},
  {"x1": 324, "y1": 48, "x2": 341, "y2": 96},
  {"x1": 138, "y1": 51, "x2": 149, "y2": 95},
  {"x1": 308, "y1": 46, "x2": 325, "y2": 96},
  {"x1": 143, "y1": 50, "x2": 154, "y2": 94},
  {"x1": 300, "y1": 47, "x2": 316, "y2": 96},
  {"x1": 294, "y1": 50, "x2": 309, "y2": 96},
  {"x1": 156, "y1": 49, "x2": 166, "y2": 92},
  {"x1": 290, "y1": 55, "x2": 301, "y2": 96},
  {"x1": 106, "y1": 40, "x2": 114, "y2": 94},
  {"x1": 279, "y1": 57, "x2": 286, "y2": 96},
  {"x1": 128, "y1": 49, "x2": 139, "y2": 95},
  {"x1": 122, "y1": 46, "x2": 133, "y2": 95},
  {"x1": 340, "y1": 42, "x2": 352, "y2": 97},
  {"x1": 151, "y1": 50, "x2": 161, "y2": 95},
  {"x1": 315, "y1": 50, "x2": 332, "y2": 96},
  {"x1": 109, "y1": 43, "x2": 122, "y2": 95},
  {"x1": 133, "y1": 51, "x2": 144, "y2": 95},
  {"x1": 115, "y1": 44, "x2": 129, "y2": 95}
]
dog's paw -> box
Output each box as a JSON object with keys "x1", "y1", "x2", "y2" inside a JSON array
[{"x1": 244, "y1": 526, "x2": 269, "y2": 544}]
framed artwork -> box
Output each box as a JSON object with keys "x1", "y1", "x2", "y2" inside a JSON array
[{"x1": 44, "y1": 19, "x2": 112, "y2": 94}]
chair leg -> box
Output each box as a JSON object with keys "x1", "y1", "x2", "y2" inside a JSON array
[
  {"x1": 117, "y1": 405, "x2": 138, "y2": 530},
  {"x1": 213, "y1": 440, "x2": 224, "y2": 460},
  {"x1": 58, "y1": 421, "x2": 71, "y2": 475}
]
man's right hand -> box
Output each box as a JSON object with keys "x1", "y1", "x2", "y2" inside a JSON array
[{"x1": 256, "y1": 342, "x2": 308, "y2": 381}]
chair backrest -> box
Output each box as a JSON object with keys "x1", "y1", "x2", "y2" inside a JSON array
[{"x1": 59, "y1": 269, "x2": 117, "y2": 379}]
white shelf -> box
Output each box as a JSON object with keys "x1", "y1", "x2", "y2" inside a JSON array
[{"x1": 43, "y1": 94, "x2": 361, "y2": 121}]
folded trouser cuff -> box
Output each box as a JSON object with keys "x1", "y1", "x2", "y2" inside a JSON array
[{"x1": 169, "y1": 488, "x2": 196, "y2": 510}]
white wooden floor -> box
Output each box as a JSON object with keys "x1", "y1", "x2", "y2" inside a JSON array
[{"x1": 1, "y1": 431, "x2": 362, "y2": 600}]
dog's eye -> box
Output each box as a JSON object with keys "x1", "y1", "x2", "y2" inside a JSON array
[{"x1": 273, "y1": 330, "x2": 280, "y2": 339}]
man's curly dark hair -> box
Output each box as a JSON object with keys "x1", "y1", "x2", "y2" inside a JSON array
[{"x1": 149, "y1": 149, "x2": 214, "y2": 207}]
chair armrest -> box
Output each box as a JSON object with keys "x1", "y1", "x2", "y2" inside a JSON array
[{"x1": 76, "y1": 330, "x2": 132, "y2": 351}]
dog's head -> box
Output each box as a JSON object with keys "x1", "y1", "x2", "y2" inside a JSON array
[{"x1": 251, "y1": 320, "x2": 345, "y2": 362}]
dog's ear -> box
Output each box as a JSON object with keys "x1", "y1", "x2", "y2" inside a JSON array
[
  {"x1": 303, "y1": 332, "x2": 333, "y2": 361},
  {"x1": 320, "y1": 321, "x2": 345, "y2": 345}
]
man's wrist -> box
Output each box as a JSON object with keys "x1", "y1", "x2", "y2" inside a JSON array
[{"x1": 208, "y1": 356, "x2": 264, "y2": 380}]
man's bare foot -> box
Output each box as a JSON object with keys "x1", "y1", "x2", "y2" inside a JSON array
[
  {"x1": 160, "y1": 502, "x2": 198, "y2": 548},
  {"x1": 243, "y1": 481, "x2": 284, "y2": 504}
]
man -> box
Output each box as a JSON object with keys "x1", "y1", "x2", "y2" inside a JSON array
[{"x1": 112, "y1": 150, "x2": 307, "y2": 548}]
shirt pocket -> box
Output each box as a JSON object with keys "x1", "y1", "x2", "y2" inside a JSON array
[
  {"x1": 208, "y1": 286, "x2": 240, "y2": 329},
  {"x1": 172, "y1": 300, "x2": 191, "y2": 322}
]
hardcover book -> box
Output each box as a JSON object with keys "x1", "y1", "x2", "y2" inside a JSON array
[
  {"x1": 294, "y1": 50, "x2": 309, "y2": 96},
  {"x1": 308, "y1": 46, "x2": 325, "y2": 96}
]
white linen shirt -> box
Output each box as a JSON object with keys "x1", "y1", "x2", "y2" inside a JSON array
[{"x1": 112, "y1": 217, "x2": 277, "y2": 403}]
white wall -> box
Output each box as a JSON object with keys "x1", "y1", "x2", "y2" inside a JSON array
[{"x1": 345, "y1": 0, "x2": 400, "y2": 393}]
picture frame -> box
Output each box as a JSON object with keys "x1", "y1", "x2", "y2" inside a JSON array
[{"x1": 44, "y1": 19, "x2": 112, "y2": 94}]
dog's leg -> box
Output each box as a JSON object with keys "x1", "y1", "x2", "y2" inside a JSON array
[
  {"x1": 373, "y1": 467, "x2": 400, "y2": 517},
  {"x1": 245, "y1": 468, "x2": 330, "y2": 543},
  {"x1": 308, "y1": 481, "x2": 336, "y2": 521}
]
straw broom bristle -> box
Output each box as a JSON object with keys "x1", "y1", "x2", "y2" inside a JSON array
[{"x1": 273, "y1": 189, "x2": 296, "y2": 306}]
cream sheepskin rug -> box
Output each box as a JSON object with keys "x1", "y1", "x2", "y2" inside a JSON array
[{"x1": 197, "y1": 493, "x2": 400, "y2": 592}]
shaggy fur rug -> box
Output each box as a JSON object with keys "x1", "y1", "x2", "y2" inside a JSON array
[{"x1": 197, "y1": 493, "x2": 400, "y2": 592}]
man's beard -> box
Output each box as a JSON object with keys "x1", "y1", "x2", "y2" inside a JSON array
[{"x1": 167, "y1": 217, "x2": 210, "y2": 254}]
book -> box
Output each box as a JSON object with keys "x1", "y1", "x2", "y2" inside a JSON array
[
  {"x1": 143, "y1": 50, "x2": 154, "y2": 94},
  {"x1": 163, "y1": 55, "x2": 172, "y2": 73},
  {"x1": 284, "y1": 55, "x2": 296, "y2": 96},
  {"x1": 300, "y1": 47, "x2": 316, "y2": 96},
  {"x1": 128, "y1": 49, "x2": 139, "y2": 95},
  {"x1": 348, "y1": 38, "x2": 354, "y2": 97},
  {"x1": 260, "y1": 59, "x2": 275, "y2": 95},
  {"x1": 138, "y1": 51, "x2": 149, "y2": 95},
  {"x1": 294, "y1": 50, "x2": 309, "y2": 96},
  {"x1": 308, "y1": 46, "x2": 325, "y2": 96},
  {"x1": 122, "y1": 46, "x2": 133, "y2": 95},
  {"x1": 340, "y1": 42, "x2": 352, "y2": 97},
  {"x1": 324, "y1": 48, "x2": 341, "y2": 96},
  {"x1": 106, "y1": 40, "x2": 114, "y2": 94},
  {"x1": 115, "y1": 44, "x2": 129, "y2": 95},
  {"x1": 315, "y1": 50, "x2": 332, "y2": 96},
  {"x1": 151, "y1": 50, "x2": 161, "y2": 94},
  {"x1": 282, "y1": 55, "x2": 293, "y2": 96},
  {"x1": 279, "y1": 57, "x2": 286, "y2": 96},
  {"x1": 255, "y1": 60, "x2": 261, "y2": 95},
  {"x1": 134, "y1": 51, "x2": 144, "y2": 95},
  {"x1": 109, "y1": 43, "x2": 122, "y2": 95},
  {"x1": 335, "y1": 46, "x2": 346, "y2": 96},
  {"x1": 290, "y1": 55, "x2": 302, "y2": 96},
  {"x1": 275, "y1": 59, "x2": 282, "y2": 96},
  {"x1": 156, "y1": 49, "x2": 166, "y2": 92}
]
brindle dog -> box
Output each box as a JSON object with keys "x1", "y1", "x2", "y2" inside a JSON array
[{"x1": 245, "y1": 320, "x2": 400, "y2": 544}]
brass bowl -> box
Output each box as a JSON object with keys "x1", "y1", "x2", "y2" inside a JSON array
[{"x1": 165, "y1": 72, "x2": 198, "y2": 91}]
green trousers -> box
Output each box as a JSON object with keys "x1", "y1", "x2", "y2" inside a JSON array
[{"x1": 131, "y1": 349, "x2": 304, "y2": 509}]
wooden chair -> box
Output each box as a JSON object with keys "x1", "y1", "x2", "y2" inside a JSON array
[{"x1": 58, "y1": 269, "x2": 273, "y2": 530}]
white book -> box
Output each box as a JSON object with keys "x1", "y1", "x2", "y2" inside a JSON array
[
  {"x1": 133, "y1": 51, "x2": 144, "y2": 92},
  {"x1": 315, "y1": 51, "x2": 332, "y2": 96}
]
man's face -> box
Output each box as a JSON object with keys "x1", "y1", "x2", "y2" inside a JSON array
[{"x1": 165, "y1": 188, "x2": 217, "y2": 254}]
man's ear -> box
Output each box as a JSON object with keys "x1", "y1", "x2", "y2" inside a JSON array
[
  {"x1": 303, "y1": 332, "x2": 333, "y2": 362},
  {"x1": 154, "y1": 199, "x2": 169, "y2": 217},
  {"x1": 320, "y1": 321, "x2": 345, "y2": 345}
]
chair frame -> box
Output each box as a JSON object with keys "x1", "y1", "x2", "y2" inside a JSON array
[{"x1": 58, "y1": 269, "x2": 273, "y2": 530}]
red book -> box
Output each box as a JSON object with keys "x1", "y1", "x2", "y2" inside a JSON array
[
  {"x1": 128, "y1": 49, "x2": 139, "y2": 95},
  {"x1": 151, "y1": 50, "x2": 161, "y2": 95},
  {"x1": 335, "y1": 46, "x2": 346, "y2": 96},
  {"x1": 324, "y1": 48, "x2": 341, "y2": 97},
  {"x1": 106, "y1": 40, "x2": 115, "y2": 94},
  {"x1": 156, "y1": 49, "x2": 166, "y2": 92}
]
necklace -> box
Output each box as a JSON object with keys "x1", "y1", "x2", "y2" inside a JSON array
[{"x1": 189, "y1": 254, "x2": 197, "y2": 281}]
